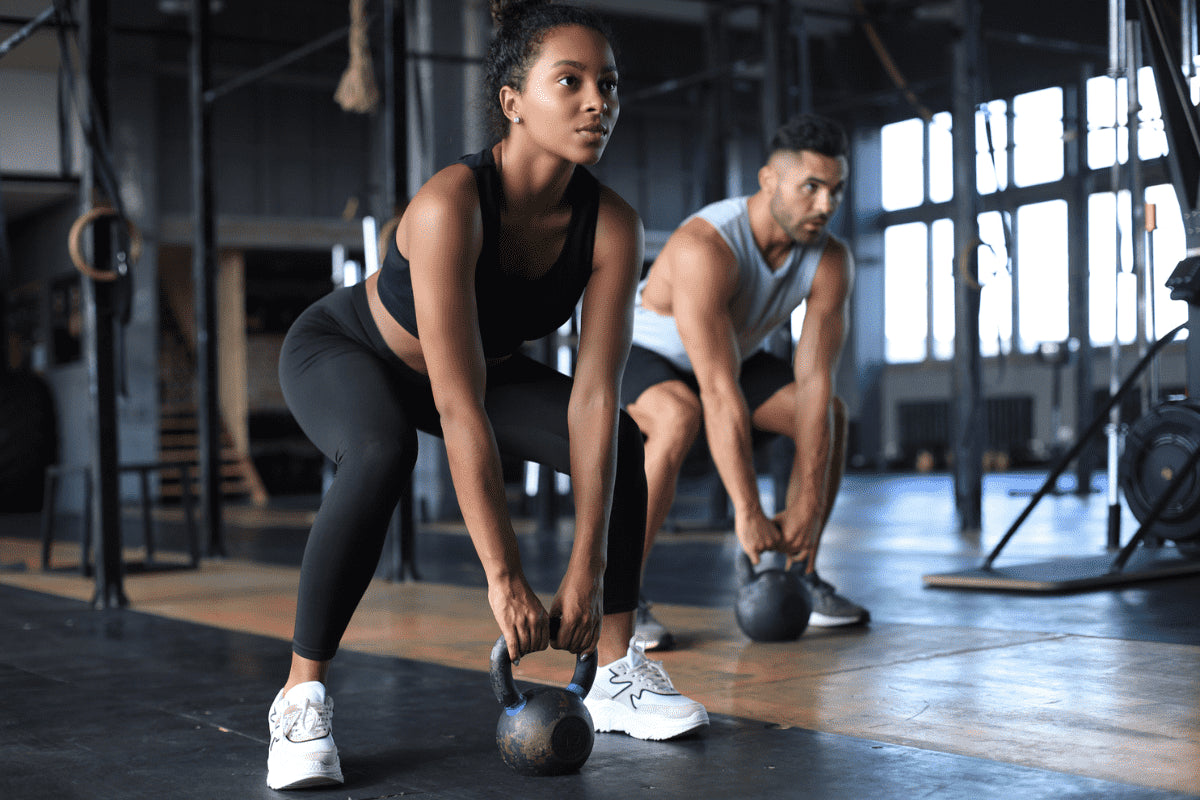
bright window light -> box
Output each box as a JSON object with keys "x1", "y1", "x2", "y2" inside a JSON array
[
  {"x1": 931, "y1": 218, "x2": 955, "y2": 360},
  {"x1": 1016, "y1": 200, "x2": 1069, "y2": 350},
  {"x1": 1087, "y1": 68, "x2": 1170, "y2": 169},
  {"x1": 1013, "y1": 87, "x2": 1064, "y2": 187},
  {"x1": 1089, "y1": 191, "x2": 1136, "y2": 345},
  {"x1": 1135, "y1": 68, "x2": 1169, "y2": 161},
  {"x1": 977, "y1": 211, "x2": 1012, "y2": 356},
  {"x1": 881, "y1": 118, "x2": 925, "y2": 210},
  {"x1": 975, "y1": 99, "x2": 1008, "y2": 195},
  {"x1": 1146, "y1": 183, "x2": 1188, "y2": 340},
  {"x1": 1087, "y1": 74, "x2": 1123, "y2": 170},
  {"x1": 884, "y1": 222, "x2": 928, "y2": 362},
  {"x1": 878, "y1": 75, "x2": 1177, "y2": 364},
  {"x1": 928, "y1": 112, "x2": 954, "y2": 203}
]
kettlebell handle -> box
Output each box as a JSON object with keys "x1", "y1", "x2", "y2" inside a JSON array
[
  {"x1": 489, "y1": 622, "x2": 598, "y2": 710},
  {"x1": 737, "y1": 551, "x2": 807, "y2": 585}
]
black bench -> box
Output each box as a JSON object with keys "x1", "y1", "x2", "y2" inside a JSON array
[{"x1": 41, "y1": 462, "x2": 200, "y2": 573}]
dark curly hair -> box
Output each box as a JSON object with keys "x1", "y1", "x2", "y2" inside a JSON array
[
  {"x1": 484, "y1": 0, "x2": 617, "y2": 141},
  {"x1": 768, "y1": 114, "x2": 849, "y2": 159}
]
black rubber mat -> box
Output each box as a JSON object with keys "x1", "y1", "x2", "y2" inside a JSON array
[{"x1": 1, "y1": 584, "x2": 1194, "y2": 800}]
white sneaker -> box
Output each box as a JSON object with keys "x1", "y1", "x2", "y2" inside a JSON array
[
  {"x1": 266, "y1": 681, "x2": 344, "y2": 790},
  {"x1": 584, "y1": 638, "x2": 709, "y2": 740}
]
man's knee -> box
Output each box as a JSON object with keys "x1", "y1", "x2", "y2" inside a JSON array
[{"x1": 628, "y1": 383, "x2": 702, "y2": 455}]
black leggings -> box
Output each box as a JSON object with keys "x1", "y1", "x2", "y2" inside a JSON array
[{"x1": 278, "y1": 284, "x2": 646, "y2": 661}]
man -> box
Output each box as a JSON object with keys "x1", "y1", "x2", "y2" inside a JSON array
[{"x1": 623, "y1": 113, "x2": 868, "y2": 648}]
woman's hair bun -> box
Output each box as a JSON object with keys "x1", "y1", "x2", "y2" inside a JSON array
[{"x1": 489, "y1": 0, "x2": 551, "y2": 27}]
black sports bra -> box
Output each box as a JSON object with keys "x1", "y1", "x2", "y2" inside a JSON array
[{"x1": 376, "y1": 147, "x2": 600, "y2": 359}]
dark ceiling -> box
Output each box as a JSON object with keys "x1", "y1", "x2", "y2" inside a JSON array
[
  {"x1": 828, "y1": 0, "x2": 1112, "y2": 123},
  {"x1": 0, "y1": 0, "x2": 1170, "y2": 221},
  {"x1": 607, "y1": 0, "x2": 1118, "y2": 128},
  {"x1": 108, "y1": 0, "x2": 1125, "y2": 128}
]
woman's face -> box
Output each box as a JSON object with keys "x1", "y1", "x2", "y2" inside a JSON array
[{"x1": 508, "y1": 24, "x2": 619, "y2": 165}]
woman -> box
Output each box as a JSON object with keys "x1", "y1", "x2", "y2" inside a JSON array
[{"x1": 266, "y1": 1, "x2": 708, "y2": 789}]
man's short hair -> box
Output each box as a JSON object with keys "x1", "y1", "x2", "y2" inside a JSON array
[{"x1": 768, "y1": 114, "x2": 849, "y2": 160}]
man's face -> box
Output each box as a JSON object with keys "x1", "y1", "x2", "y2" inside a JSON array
[{"x1": 766, "y1": 149, "x2": 848, "y2": 245}]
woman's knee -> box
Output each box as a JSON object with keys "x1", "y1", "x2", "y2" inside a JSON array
[{"x1": 337, "y1": 432, "x2": 418, "y2": 486}]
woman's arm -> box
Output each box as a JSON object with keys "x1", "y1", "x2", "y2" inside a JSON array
[
  {"x1": 553, "y1": 186, "x2": 644, "y2": 654},
  {"x1": 404, "y1": 167, "x2": 548, "y2": 663}
]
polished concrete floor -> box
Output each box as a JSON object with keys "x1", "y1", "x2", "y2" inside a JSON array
[{"x1": 2, "y1": 470, "x2": 1200, "y2": 799}]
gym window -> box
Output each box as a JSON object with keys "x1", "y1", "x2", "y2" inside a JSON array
[
  {"x1": 1088, "y1": 183, "x2": 1188, "y2": 347},
  {"x1": 1086, "y1": 68, "x2": 1170, "y2": 169},
  {"x1": 880, "y1": 73, "x2": 1180, "y2": 366},
  {"x1": 883, "y1": 222, "x2": 928, "y2": 363}
]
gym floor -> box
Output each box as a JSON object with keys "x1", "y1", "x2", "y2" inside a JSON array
[{"x1": 2, "y1": 470, "x2": 1199, "y2": 799}]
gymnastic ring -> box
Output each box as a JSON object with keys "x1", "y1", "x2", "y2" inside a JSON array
[
  {"x1": 68, "y1": 206, "x2": 143, "y2": 282},
  {"x1": 956, "y1": 238, "x2": 982, "y2": 291}
]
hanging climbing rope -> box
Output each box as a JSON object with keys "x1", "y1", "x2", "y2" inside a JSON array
[{"x1": 334, "y1": 0, "x2": 380, "y2": 113}]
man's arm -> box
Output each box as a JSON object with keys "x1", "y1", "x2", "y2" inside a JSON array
[
  {"x1": 668, "y1": 222, "x2": 782, "y2": 561},
  {"x1": 779, "y1": 239, "x2": 854, "y2": 556}
]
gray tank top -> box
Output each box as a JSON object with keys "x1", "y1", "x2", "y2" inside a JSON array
[{"x1": 631, "y1": 196, "x2": 827, "y2": 371}]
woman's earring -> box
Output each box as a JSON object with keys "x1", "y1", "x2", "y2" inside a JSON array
[{"x1": 513, "y1": 116, "x2": 522, "y2": 124}]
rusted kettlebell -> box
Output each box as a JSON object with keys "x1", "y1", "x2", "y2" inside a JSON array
[
  {"x1": 734, "y1": 552, "x2": 811, "y2": 642},
  {"x1": 489, "y1": 621, "x2": 598, "y2": 776}
]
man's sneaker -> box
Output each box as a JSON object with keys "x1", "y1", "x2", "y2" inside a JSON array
[
  {"x1": 634, "y1": 596, "x2": 675, "y2": 651},
  {"x1": 584, "y1": 638, "x2": 708, "y2": 740},
  {"x1": 800, "y1": 570, "x2": 870, "y2": 627},
  {"x1": 266, "y1": 681, "x2": 344, "y2": 790}
]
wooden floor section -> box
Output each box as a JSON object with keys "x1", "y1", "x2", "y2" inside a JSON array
[{"x1": 3, "y1": 471, "x2": 1200, "y2": 797}]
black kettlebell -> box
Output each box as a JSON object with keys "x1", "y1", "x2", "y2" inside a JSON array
[
  {"x1": 489, "y1": 623, "x2": 598, "y2": 776},
  {"x1": 734, "y1": 552, "x2": 812, "y2": 642}
]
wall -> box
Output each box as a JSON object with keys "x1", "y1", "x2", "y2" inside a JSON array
[
  {"x1": 848, "y1": 127, "x2": 886, "y2": 467},
  {"x1": 880, "y1": 344, "x2": 1190, "y2": 469},
  {"x1": 0, "y1": 69, "x2": 62, "y2": 174}
]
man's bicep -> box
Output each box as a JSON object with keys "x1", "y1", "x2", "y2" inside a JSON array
[
  {"x1": 670, "y1": 246, "x2": 742, "y2": 392},
  {"x1": 794, "y1": 251, "x2": 851, "y2": 383}
]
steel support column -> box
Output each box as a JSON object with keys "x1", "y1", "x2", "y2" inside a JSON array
[
  {"x1": 794, "y1": 8, "x2": 813, "y2": 115},
  {"x1": 703, "y1": 6, "x2": 730, "y2": 204},
  {"x1": 1066, "y1": 70, "x2": 1097, "y2": 494},
  {"x1": 1127, "y1": 21, "x2": 1149, "y2": 415},
  {"x1": 951, "y1": 0, "x2": 983, "y2": 531},
  {"x1": 383, "y1": 0, "x2": 408, "y2": 214},
  {"x1": 189, "y1": 0, "x2": 224, "y2": 557},
  {"x1": 79, "y1": 0, "x2": 126, "y2": 608},
  {"x1": 761, "y1": 0, "x2": 790, "y2": 140}
]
